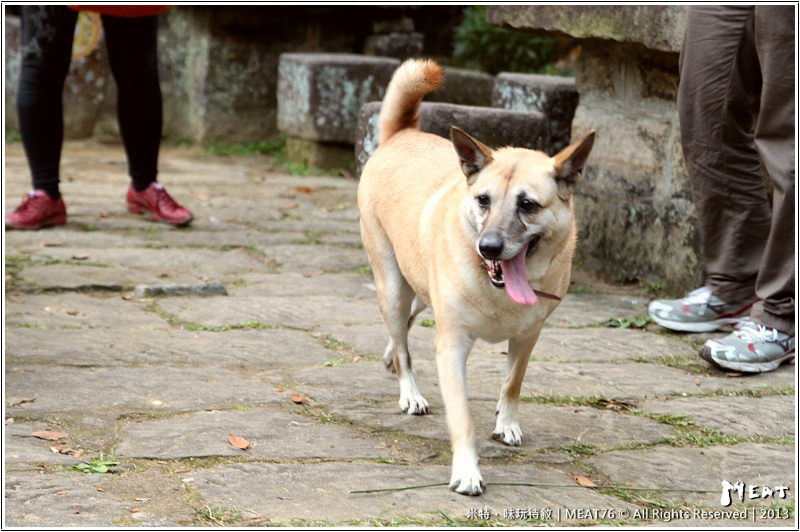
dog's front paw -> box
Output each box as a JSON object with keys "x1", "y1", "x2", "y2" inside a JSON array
[
  {"x1": 491, "y1": 421, "x2": 523, "y2": 446},
  {"x1": 399, "y1": 394, "x2": 428, "y2": 415},
  {"x1": 449, "y1": 449, "x2": 484, "y2": 495},
  {"x1": 449, "y1": 473, "x2": 485, "y2": 496}
]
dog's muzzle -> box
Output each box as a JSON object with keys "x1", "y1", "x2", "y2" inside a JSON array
[{"x1": 481, "y1": 235, "x2": 541, "y2": 289}]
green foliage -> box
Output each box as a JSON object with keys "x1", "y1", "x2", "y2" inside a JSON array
[
  {"x1": 453, "y1": 6, "x2": 576, "y2": 75},
  {"x1": 205, "y1": 137, "x2": 286, "y2": 157},
  {"x1": 605, "y1": 316, "x2": 653, "y2": 329},
  {"x1": 74, "y1": 453, "x2": 119, "y2": 474}
]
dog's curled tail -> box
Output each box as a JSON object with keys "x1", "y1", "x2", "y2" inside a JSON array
[{"x1": 379, "y1": 59, "x2": 444, "y2": 146}]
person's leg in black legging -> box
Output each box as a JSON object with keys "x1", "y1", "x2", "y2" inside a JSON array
[
  {"x1": 100, "y1": 14, "x2": 163, "y2": 191},
  {"x1": 17, "y1": 5, "x2": 78, "y2": 201}
]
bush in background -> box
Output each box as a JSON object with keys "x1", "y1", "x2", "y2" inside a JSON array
[{"x1": 453, "y1": 6, "x2": 577, "y2": 76}]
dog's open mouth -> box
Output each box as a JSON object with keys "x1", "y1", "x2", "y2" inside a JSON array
[
  {"x1": 484, "y1": 235, "x2": 540, "y2": 288},
  {"x1": 482, "y1": 235, "x2": 541, "y2": 306}
]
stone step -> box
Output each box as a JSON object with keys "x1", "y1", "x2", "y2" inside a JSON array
[
  {"x1": 277, "y1": 52, "x2": 401, "y2": 144},
  {"x1": 492, "y1": 72, "x2": 579, "y2": 154},
  {"x1": 355, "y1": 101, "x2": 550, "y2": 176}
]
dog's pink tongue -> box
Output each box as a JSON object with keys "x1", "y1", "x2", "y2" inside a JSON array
[{"x1": 501, "y1": 249, "x2": 538, "y2": 306}]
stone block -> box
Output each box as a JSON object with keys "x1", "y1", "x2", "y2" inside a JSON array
[
  {"x1": 484, "y1": 6, "x2": 702, "y2": 292},
  {"x1": 285, "y1": 137, "x2": 356, "y2": 173},
  {"x1": 277, "y1": 53, "x2": 401, "y2": 144},
  {"x1": 363, "y1": 32, "x2": 424, "y2": 60},
  {"x1": 492, "y1": 72, "x2": 579, "y2": 154},
  {"x1": 355, "y1": 101, "x2": 549, "y2": 176},
  {"x1": 486, "y1": 5, "x2": 687, "y2": 53},
  {"x1": 5, "y1": 13, "x2": 110, "y2": 140},
  {"x1": 426, "y1": 67, "x2": 494, "y2": 108}
]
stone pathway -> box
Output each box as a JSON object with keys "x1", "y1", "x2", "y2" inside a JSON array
[{"x1": 3, "y1": 140, "x2": 796, "y2": 527}]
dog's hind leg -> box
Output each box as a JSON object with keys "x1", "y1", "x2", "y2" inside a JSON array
[
  {"x1": 382, "y1": 295, "x2": 427, "y2": 371},
  {"x1": 492, "y1": 330, "x2": 541, "y2": 446},
  {"x1": 370, "y1": 251, "x2": 428, "y2": 415}
]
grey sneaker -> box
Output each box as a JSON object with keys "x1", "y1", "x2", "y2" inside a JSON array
[
  {"x1": 699, "y1": 322, "x2": 795, "y2": 373},
  {"x1": 648, "y1": 287, "x2": 754, "y2": 333}
]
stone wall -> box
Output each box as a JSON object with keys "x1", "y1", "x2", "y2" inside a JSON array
[
  {"x1": 3, "y1": 5, "x2": 462, "y2": 144},
  {"x1": 487, "y1": 5, "x2": 701, "y2": 293}
]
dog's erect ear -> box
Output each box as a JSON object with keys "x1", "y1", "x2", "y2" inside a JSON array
[
  {"x1": 553, "y1": 130, "x2": 595, "y2": 201},
  {"x1": 451, "y1": 126, "x2": 493, "y2": 185}
]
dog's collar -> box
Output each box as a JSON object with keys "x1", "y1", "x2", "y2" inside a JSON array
[{"x1": 479, "y1": 257, "x2": 562, "y2": 302}]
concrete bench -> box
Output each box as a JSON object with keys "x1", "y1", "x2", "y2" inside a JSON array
[
  {"x1": 277, "y1": 53, "x2": 400, "y2": 170},
  {"x1": 355, "y1": 101, "x2": 549, "y2": 176},
  {"x1": 492, "y1": 73, "x2": 578, "y2": 154}
]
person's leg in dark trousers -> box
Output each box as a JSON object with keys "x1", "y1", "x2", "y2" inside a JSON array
[
  {"x1": 678, "y1": 5, "x2": 794, "y2": 336},
  {"x1": 102, "y1": 13, "x2": 193, "y2": 226},
  {"x1": 678, "y1": 5, "x2": 772, "y2": 308},
  {"x1": 101, "y1": 14, "x2": 162, "y2": 191},
  {"x1": 749, "y1": 5, "x2": 795, "y2": 336},
  {"x1": 17, "y1": 5, "x2": 78, "y2": 201}
]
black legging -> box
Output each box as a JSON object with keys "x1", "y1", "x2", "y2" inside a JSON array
[{"x1": 18, "y1": 5, "x2": 163, "y2": 200}]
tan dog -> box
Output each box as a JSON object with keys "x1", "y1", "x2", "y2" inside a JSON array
[{"x1": 358, "y1": 59, "x2": 595, "y2": 495}]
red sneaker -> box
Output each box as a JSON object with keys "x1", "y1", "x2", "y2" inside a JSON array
[
  {"x1": 126, "y1": 182, "x2": 193, "y2": 226},
  {"x1": 5, "y1": 190, "x2": 67, "y2": 230}
]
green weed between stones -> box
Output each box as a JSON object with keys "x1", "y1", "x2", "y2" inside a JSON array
[
  {"x1": 146, "y1": 302, "x2": 274, "y2": 332},
  {"x1": 73, "y1": 452, "x2": 119, "y2": 474},
  {"x1": 664, "y1": 427, "x2": 793, "y2": 448},
  {"x1": 293, "y1": 230, "x2": 323, "y2": 245},
  {"x1": 604, "y1": 316, "x2": 653, "y2": 329}
]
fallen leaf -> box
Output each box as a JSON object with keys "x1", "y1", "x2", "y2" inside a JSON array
[
  {"x1": 276, "y1": 387, "x2": 285, "y2": 393},
  {"x1": 73, "y1": 449, "x2": 84, "y2": 458},
  {"x1": 56, "y1": 490, "x2": 68, "y2": 495},
  {"x1": 295, "y1": 186, "x2": 314, "y2": 194},
  {"x1": 72, "y1": 253, "x2": 90, "y2": 260},
  {"x1": 573, "y1": 475, "x2": 596, "y2": 487},
  {"x1": 50, "y1": 445, "x2": 62, "y2": 454},
  {"x1": 97, "y1": 487, "x2": 105, "y2": 492},
  {"x1": 135, "y1": 497, "x2": 150, "y2": 502},
  {"x1": 121, "y1": 294, "x2": 133, "y2": 301},
  {"x1": 32, "y1": 430, "x2": 68, "y2": 441},
  {"x1": 289, "y1": 394, "x2": 306, "y2": 404},
  {"x1": 227, "y1": 434, "x2": 250, "y2": 450},
  {"x1": 196, "y1": 193, "x2": 211, "y2": 202},
  {"x1": 302, "y1": 270, "x2": 325, "y2": 278},
  {"x1": 99, "y1": 211, "x2": 110, "y2": 218},
  {"x1": 725, "y1": 372, "x2": 743, "y2": 378},
  {"x1": 129, "y1": 508, "x2": 141, "y2": 513}
]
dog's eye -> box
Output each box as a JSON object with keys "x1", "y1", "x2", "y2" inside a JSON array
[
  {"x1": 476, "y1": 194, "x2": 490, "y2": 209},
  {"x1": 518, "y1": 198, "x2": 541, "y2": 214}
]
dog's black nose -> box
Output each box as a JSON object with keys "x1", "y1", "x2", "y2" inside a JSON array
[{"x1": 479, "y1": 233, "x2": 504, "y2": 260}]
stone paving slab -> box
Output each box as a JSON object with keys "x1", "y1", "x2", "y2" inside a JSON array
[
  {"x1": 4, "y1": 140, "x2": 795, "y2": 528},
  {"x1": 585, "y1": 443, "x2": 796, "y2": 507},
  {"x1": 4, "y1": 366, "x2": 285, "y2": 416},
  {"x1": 115, "y1": 408, "x2": 385, "y2": 460},
  {"x1": 4, "y1": 471, "x2": 189, "y2": 527},
  {"x1": 190, "y1": 462, "x2": 638, "y2": 525},
  {"x1": 640, "y1": 395, "x2": 796, "y2": 439}
]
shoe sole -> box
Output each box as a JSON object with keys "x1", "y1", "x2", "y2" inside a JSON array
[
  {"x1": 651, "y1": 315, "x2": 747, "y2": 333},
  {"x1": 700, "y1": 346, "x2": 795, "y2": 373},
  {"x1": 5, "y1": 214, "x2": 67, "y2": 230},
  {"x1": 128, "y1": 204, "x2": 193, "y2": 227}
]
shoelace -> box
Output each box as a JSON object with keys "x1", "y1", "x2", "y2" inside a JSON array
[
  {"x1": 682, "y1": 286, "x2": 713, "y2": 316},
  {"x1": 153, "y1": 184, "x2": 181, "y2": 210},
  {"x1": 735, "y1": 323, "x2": 778, "y2": 343},
  {"x1": 15, "y1": 191, "x2": 39, "y2": 213}
]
